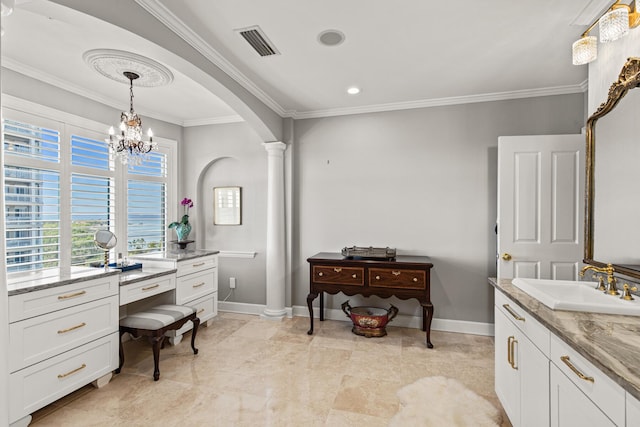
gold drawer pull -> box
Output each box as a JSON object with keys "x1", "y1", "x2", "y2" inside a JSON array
[
  {"x1": 352, "y1": 274, "x2": 357, "y2": 278},
  {"x1": 510, "y1": 337, "x2": 518, "y2": 370},
  {"x1": 142, "y1": 284, "x2": 159, "y2": 291},
  {"x1": 58, "y1": 290, "x2": 87, "y2": 300},
  {"x1": 413, "y1": 277, "x2": 418, "y2": 282},
  {"x1": 503, "y1": 304, "x2": 525, "y2": 321},
  {"x1": 58, "y1": 363, "x2": 86, "y2": 379},
  {"x1": 58, "y1": 322, "x2": 87, "y2": 334},
  {"x1": 193, "y1": 282, "x2": 205, "y2": 288},
  {"x1": 392, "y1": 271, "x2": 401, "y2": 276},
  {"x1": 197, "y1": 308, "x2": 205, "y2": 314},
  {"x1": 318, "y1": 272, "x2": 324, "y2": 277},
  {"x1": 375, "y1": 275, "x2": 380, "y2": 280},
  {"x1": 507, "y1": 336, "x2": 514, "y2": 368},
  {"x1": 560, "y1": 356, "x2": 594, "y2": 383},
  {"x1": 193, "y1": 262, "x2": 205, "y2": 267},
  {"x1": 333, "y1": 268, "x2": 342, "y2": 273}
]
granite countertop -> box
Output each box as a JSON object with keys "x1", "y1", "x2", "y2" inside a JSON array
[
  {"x1": 130, "y1": 249, "x2": 219, "y2": 262},
  {"x1": 7, "y1": 267, "x2": 120, "y2": 296},
  {"x1": 491, "y1": 277, "x2": 640, "y2": 400},
  {"x1": 118, "y1": 267, "x2": 177, "y2": 286}
]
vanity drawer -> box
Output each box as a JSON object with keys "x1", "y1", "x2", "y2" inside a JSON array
[
  {"x1": 119, "y1": 275, "x2": 176, "y2": 305},
  {"x1": 9, "y1": 275, "x2": 119, "y2": 323},
  {"x1": 495, "y1": 289, "x2": 550, "y2": 355},
  {"x1": 9, "y1": 295, "x2": 118, "y2": 373},
  {"x1": 369, "y1": 268, "x2": 426, "y2": 289},
  {"x1": 312, "y1": 265, "x2": 364, "y2": 286},
  {"x1": 9, "y1": 332, "x2": 118, "y2": 424},
  {"x1": 177, "y1": 255, "x2": 217, "y2": 278},
  {"x1": 174, "y1": 292, "x2": 218, "y2": 337},
  {"x1": 176, "y1": 270, "x2": 217, "y2": 305},
  {"x1": 550, "y1": 333, "x2": 625, "y2": 427}
]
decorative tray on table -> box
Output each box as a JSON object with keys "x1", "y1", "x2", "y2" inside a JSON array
[
  {"x1": 105, "y1": 262, "x2": 142, "y2": 272},
  {"x1": 341, "y1": 246, "x2": 396, "y2": 260}
]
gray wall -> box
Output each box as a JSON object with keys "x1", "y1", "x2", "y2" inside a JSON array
[
  {"x1": 2, "y1": 66, "x2": 586, "y2": 325},
  {"x1": 292, "y1": 94, "x2": 585, "y2": 323},
  {"x1": 181, "y1": 122, "x2": 268, "y2": 304}
]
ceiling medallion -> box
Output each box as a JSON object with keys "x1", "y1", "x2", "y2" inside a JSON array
[{"x1": 83, "y1": 49, "x2": 174, "y2": 87}]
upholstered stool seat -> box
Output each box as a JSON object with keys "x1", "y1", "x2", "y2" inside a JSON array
[{"x1": 116, "y1": 304, "x2": 200, "y2": 381}]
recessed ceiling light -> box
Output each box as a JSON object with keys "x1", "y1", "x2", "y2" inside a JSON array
[
  {"x1": 347, "y1": 87, "x2": 361, "y2": 95},
  {"x1": 318, "y1": 30, "x2": 345, "y2": 46}
]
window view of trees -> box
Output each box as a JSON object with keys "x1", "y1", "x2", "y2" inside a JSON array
[{"x1": 3, "y1": 110, "x2": 170, "y2": 276}]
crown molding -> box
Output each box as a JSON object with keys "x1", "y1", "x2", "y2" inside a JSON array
[
  {"x1": 1, "y1": 57, "x2": 185, "y2": 126},
  {"x1": 571, "y1": 0, "x2": 612, "y2": 26},
  {"x1": 1, "y1": 57, "x2": 241, "y2": 127},
  {"x1": 290, "y1": 83, "x2": 588, "y2": 120},
  {"x1": 182, "y1": 115, "x2": 245, "y2": 127},
  {"x1": 134, "y1": 0, "x2": 287, "y2": 117},
  {"x1": 579, "y1": 78, "x2": 589, "y2": 92}
]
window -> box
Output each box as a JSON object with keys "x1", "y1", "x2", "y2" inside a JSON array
[
  {"x1": 127, "y1": 151, "x2": 168, "y2": 255},
  {"x1": 70, "y1": 130, "x2": 115, "y2": 266},
  {"x1": 3, "y1": 115, "x2": 61, "y2": 274},
  {"x1": 2, "y1": 104, "x2": 176, "y2": 277}
]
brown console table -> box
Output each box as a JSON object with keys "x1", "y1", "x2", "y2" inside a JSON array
[{"x1": 306, "y1": 252, "x2": 434, "y2": 348}]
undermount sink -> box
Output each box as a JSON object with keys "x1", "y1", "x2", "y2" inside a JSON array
[{"x1": 511, "y1": 278, "x2": 640, "y2": 316}]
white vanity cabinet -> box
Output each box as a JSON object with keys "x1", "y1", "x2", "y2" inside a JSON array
[
  {"x1": 494, "y1": 290, "x2": 550, "y2": 427},
  {"x1": 627, "y1": 393, "x2": 640, "y2": 426},
  {"x1": 549, "y1": 334, "x2": 624, "y2": 427},
  {"x1": 8, "y1": 273, "x2": 120, "y2": 426},
  {"x1": 131, "y1": 251, "x2": 219, "y2": 343}
]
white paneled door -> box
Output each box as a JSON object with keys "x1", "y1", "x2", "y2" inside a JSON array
[{"x1": 497, "y1": 135, "x2": 584, "y2": 280}]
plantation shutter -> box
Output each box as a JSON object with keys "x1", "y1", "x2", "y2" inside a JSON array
[
  {"x1": 3, "y1": 117, "x2": 62, "y2": 273},
  {"x1": 127, "y1": 151, "x2": 167, "y2": 255},
  {"x1": 70, "y1": 131, "x2": 115, "y2": 266}
]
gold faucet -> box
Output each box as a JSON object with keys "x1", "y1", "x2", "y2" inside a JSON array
[
  {"x1": 580, "y1": 264, "x2": 619, "y2": 295},
  {"x1": 621, "y1": 284, "x2": 638, "y2": 301}
]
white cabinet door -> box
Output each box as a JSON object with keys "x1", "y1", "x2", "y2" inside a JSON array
[
  {"x1": 495, "y1": 303, "x2": 550, "y2": 427},
  {"x1": 627, "y1": 393, "x2": 640, "y2": 426},
  {"x1": 518, "y1": 328, "x2": 549, "y2": 427},
  {"x1": 495, "y1": 307, "x2": 520, "y2": 425},
  {"x1": 550, "y1": 363, "x2": 615, "y2": 427}
]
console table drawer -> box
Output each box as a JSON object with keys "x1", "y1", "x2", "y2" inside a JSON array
[
  {"x1": 369, "y1": 268, "x2": 426, "y2": 289},
  {"x1": 312, "y1": 266, "x2": 364, "y2": 285}
]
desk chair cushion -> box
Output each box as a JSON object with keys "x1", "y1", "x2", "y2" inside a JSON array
[{"x1": 120, "y1": 304, "x2": 196, "y2": 330}]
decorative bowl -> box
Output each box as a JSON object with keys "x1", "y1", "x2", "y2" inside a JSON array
[{"x1": 341, "y1": 300, "x2": 399, "y2": 338}]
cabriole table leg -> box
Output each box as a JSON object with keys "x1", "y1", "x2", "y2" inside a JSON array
[{"x1": 307, "y1": 292, "x2": 318, "y2": 335}]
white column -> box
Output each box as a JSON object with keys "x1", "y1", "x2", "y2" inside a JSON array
[{"x1": 262, "y1": 142, "x2": 287, "y2": 319}]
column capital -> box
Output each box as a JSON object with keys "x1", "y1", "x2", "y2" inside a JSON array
[{"x1": 262, "y1": 141, "x2": 287, "y2": 153}]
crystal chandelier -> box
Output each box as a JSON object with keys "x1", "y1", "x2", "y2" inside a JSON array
[
  {"x1": 107, "y1": 71, "x2": 156, "y2": 165},
  {"x1": 572, "y1": 0, "x2": 640, "y2": 65}
]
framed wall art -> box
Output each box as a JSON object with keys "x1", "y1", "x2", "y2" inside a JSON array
[{"x1": 213, "y1": 186, "x2": 242, "y2": 225}]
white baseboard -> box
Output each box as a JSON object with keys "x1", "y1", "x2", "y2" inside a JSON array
[
  {"x1": 218, "y1": 301, "x2": 494, "y2": 336},
  {"x1": 218, "y1": 301, "x2": 293, "y2": 318}
]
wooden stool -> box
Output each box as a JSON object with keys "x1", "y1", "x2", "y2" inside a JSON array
[{"x1": 116, "y1": 304, "x2": 200, "y2": 381}]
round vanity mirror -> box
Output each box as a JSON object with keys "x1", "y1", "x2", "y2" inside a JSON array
[{"x1": 94, "y1": 230, "x2": 117, "y2": 269}]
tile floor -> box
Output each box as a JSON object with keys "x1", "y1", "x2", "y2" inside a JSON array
[{"x1": 30, "y1": 313, "x2": 510, "y2": 426}]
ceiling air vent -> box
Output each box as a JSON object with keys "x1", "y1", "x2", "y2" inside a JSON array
[{"x1": 236, "y1": 25, "x2": 280, "y2": 57}]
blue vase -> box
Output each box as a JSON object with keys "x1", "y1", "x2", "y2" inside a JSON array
[{"x1": 175, "y1": 222, "x2": 192, "y2": 241}]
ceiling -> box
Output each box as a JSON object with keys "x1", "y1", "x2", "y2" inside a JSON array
[{"x1": 1, "y1": 0, "x2": 610, "y2": 126}]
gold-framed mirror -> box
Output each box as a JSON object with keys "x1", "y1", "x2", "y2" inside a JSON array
[{"x1": 584, "y1": 57, "x2": 640, "y2": 278}]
